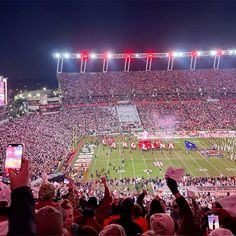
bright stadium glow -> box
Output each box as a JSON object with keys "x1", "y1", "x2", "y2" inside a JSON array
[
  {"x1": 55, "y1": 53, "x2": 60, "y2": 58},
  {"x1": 148, "y1": 54, "x2": 153, "y2": 57},
  {"x1": 178, "y1": 52, "x2": 183, "y2": 57},
  {"x1": 126, "y1": 54, "x2": 131, "y2": 58},
  {"x1": 43, "y1": 87, "x2": 46, "y2": 91},
  {"x1": 135, "y1": 54, "x2": 140, "y2": 58},
  {"x1": 106, "y1": 53, "x2": 112, "y2": 58},
  {"x1": 37, "y1": 93, "x2": 40, "y2": 97},
  {"x1": 90, "y1": 53, "x2": 97, "y2": 59},
  {"x1": 64, "y1": 53, "x2": 70, "y2": 58},
  {"x1": 76, "y1": 53, "x2": 81, "y2": 58},
  {"x1": 197, "y1": 51, "x2": 201, "y2": 56},
  {"x1": 234, "y1": 50, "x2": 236, "y2": 54},
  {"x1": 173, "y1": 52, "x2": 177, "y2": 57},
  {"x1": 210, "y1": 50, "x2": 216, "y2": 56}
]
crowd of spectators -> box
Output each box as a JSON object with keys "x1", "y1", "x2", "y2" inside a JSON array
[
  {"x1": 0, "y1": 107, "x2": 119, "y2": 180},
  {"x1": 58, "y1": 68, "x2": 236, "y2": 103},
  {"x1": 137, "y1": 100, "x2": 236, "y2": 130},
  {"x1": 3, "y1": 162, "x2": 236, "y2": 235}
]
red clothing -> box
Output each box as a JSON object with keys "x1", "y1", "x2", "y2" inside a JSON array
[
  {"x1": 133, "y1": 217, "x2": 149, "y2": 232},
  {"x1": 103, "y1": 214, "x2": 120, "y2": 227}
]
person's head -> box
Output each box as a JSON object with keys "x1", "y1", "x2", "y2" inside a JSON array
[
  {"x1": 209, "y1": 228, "x2": 233, "y2": 236},
  {"x1": 77, "y1": 225, "x2": 98, "y2": 235},
  {"x1": 150, "y1": 213, "x2": 175, "y2": 235},
  {"x1": 112, "y1": 200, "x2": 121, "y2": 215},
  {"x1": 36, "y1": 206, "x2": 63, "y2": 235},
  {"x1": 38, "y1": 183, "x2": 55, "y2": 201},
  {"x1": 60, "y1": 199, "x2": 74, "y2": 228},
  {"x1": 99, "y1": 224, "x2": 126, "y2": 236},
  {"x1": 133, "y1": 204, "x2": 142, "y2": 218},
  {"x1": 149, "y1": 198, "x2": 165, "y2": 214},
  {"x1": 120, "y1": 197, "x2": 134, "y2": 219}
]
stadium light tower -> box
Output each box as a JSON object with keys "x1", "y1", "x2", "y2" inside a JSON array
[{"x1": 53, "y1": 48, "x2": 235, "y2": 73}]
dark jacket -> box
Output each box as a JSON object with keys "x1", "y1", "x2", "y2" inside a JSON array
[{"x1": 8, "y1": 186, "x2": 36, "y2": 235}]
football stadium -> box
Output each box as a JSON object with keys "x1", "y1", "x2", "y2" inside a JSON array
[{"x1": 1, "y1": 1, "x2": 236, "y2": 235}]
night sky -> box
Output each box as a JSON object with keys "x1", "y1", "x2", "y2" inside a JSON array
[{"x1": 1, "y1": 0, "x2": 236, "y2": 89}]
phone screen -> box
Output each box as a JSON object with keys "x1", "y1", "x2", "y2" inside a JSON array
[
  {"x1": 208, "y1": 214, "x2": 219, "y2": 231},
  {"x1": 3, "y1": 144, "x2": 23, "y2": 184}
]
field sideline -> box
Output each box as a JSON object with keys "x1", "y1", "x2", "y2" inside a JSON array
[{"x1": 72, "y1": 136, "x2": 236, "y2": 179}]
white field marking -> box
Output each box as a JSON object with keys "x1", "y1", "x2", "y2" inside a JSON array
[
  {"x1": 183, "y1": 141, "x2": 222, "y2": 176},
  {"x1": 91, "y1": 144, "x2": 101, "y2": 179},
  {"x1": 152, "y1": 150, "x2": 164, "y2": 178},
  {"x1": 141, "y1": 152, "x2": 150, "y2": 177},
  {"x1": 118, "y1": 138, "x2": 122, "y2": 179},
  {"x1": 200, "y1": 139, "x2": 236, "y2": 175},
  {"x1": 130, "y1": 151, "x2": 136, "y2": 177},
  {"x1": 177, "y1": 141, "x2": 210, "y2": 177},
  {"x1": 164, "y1": 138, "x2": 195, "y2": 176}
]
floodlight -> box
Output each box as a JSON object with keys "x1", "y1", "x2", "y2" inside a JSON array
[
  {"x1": 106, "y1": 53, "x2": 112, "y2": 58},
  {"x1": 135, "y1": 54, "x2": 140, "y2": 58},
  {"x1": 55, "y1": 53, "x2": 60, "y2": 58},
  {"x1": 178, "y1": 52, "x2": 183, "y2": 57},
  {"x1": 197, "y1": 51, "x2": 201, "y2": 56},
  {"x1": 43, "y1": 87, "x2": 46, "y2": 91},
  {"x1": 64, "y1": 53, "x2": 70, "y2": 58},
  {"x1": 28, "y1": 94, "x2": 32, "y2": 98},
  {"x1": 173, "y1": 52, "x2": 177, "y2": 57},
  {"x1": 234, "y1": 50, "x2": 236, "y2": 54},
  {"x1": 210, "y1": 50, "x2": 216, "y2": 56},
  {"x1": 76, "y1": 54, "x2": 81, "y2": 58},
  {"x1": 37, "y1": 93, "x2": 40, "y2": 97},
  {"x1": 126, "y1": 54, "x2": 131, "y2": 58},
  {"x1": 90, "y1": 53, "x2": 97, "y2": 59},
  {"x1": 148, "y1": 54, "x2": 153, "y2": 57}
]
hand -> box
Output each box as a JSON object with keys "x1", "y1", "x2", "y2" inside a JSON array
[
  {"x1": 101, "y1": 177, "x2": 106, "y2": 184},
  {"x1": 9, "y1": 159, "x2": 29, "y2": 191},
  {"x1": 143, "y1": 189, "x2": 147, "y2": 195},
  {"x1": 166, "y1": 177, "x2": 179, "y2": 195}
]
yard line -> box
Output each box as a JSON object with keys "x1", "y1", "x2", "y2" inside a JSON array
[
  {"x1": 130, "y1": 151, "x2": 136, "y2": 177},
  {"x1": 200, "y1": 139, "x2": 236, "y2": 175},
  {"x1": 177, "y1": 141, "x2": 210, "y2": 177},
  {"x1": 163, "y1": 138, "x2": 195, "y2": 176},
  {"x1": 152, "y1": 150, "x2": 164, "y2": 178},
  {"x1": 141, "y1": 152, "x2": 150, "y2": 177},
  {"x1": 118, "y1": 138, "x2": 122, "y2": 179},
  {"x1": 91, "y1": 143, "x2": 101, "y2": 179},
  {"x1": 165, "y1": 138, "x2": 194, "y2": 176},
  {"x1": 162, "y1": 148, "x2": 174, "y2": 167}
]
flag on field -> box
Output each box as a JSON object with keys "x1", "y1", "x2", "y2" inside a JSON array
[
  {"x1": 184, "y1": 141, "x2": 197, "y2": 150},
  {"x1": 130, "y1": 143, "x2": 136, "y2": 149},
  {"x1": 160, "y1": 143, "x2": 166, "y2": 149},
  {"x1": 153, "y1": 161, "x2": 163, "y2": 167},
  {"x1": 168, "y1": 143, "x2": 174, "y2": 149},
  {"x1": 111, "y1": 142, "x2": 117, "y2": 149},
  {"x1": 122, "y1": 142, "x2": 128, "y2": 148},
  {"x1": 142, "y1": 143, "x2": 148, "y2": 150}
]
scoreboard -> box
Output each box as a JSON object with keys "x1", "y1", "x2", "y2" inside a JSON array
[{"x1": 0, "y1": 76, "x2": 7, "y2": 106}]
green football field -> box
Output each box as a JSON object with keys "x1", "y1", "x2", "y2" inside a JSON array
[{"x1": 72, "y1": 136, "x2": 236, "y2": 179}]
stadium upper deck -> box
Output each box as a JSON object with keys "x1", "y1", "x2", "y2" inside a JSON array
[{"x1": 57, "y1": 68, "x2": 236, "y2": 103}]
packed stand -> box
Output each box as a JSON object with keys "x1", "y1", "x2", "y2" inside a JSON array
[
  {"x1": 58, "y1": 69, "x2": 236, "y2": 103},
  {"x1": 2, "y1": 162, "x2": 236, "y2": 235}
]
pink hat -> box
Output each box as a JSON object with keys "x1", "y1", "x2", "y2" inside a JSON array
[
  {"x1": 209, "y1": 228, "x2": 233, "y2": 236},
  {"x1": 99, "y1": 224, "x2": 126, "y2": 236},
  {"x1": 150, "y1": 213, "x2": 175, "y2": 235}
]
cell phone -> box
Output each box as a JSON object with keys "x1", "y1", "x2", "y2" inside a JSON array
[
  {"x1": 207, "y1": 213, "x2": 219, "y2": 231},
  {"x1": 64, "y1": 178, "x2": 69, "y2": 184},
  {"x1": 3, "y1": 144, "x2": 23, "y2": 184}
]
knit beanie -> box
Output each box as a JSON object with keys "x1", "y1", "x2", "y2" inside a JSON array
[
  {"x1": 99, "y1": 224, "x2": 126, "y2": 236},
  {"x1": 150, "y1": 213, "x2": 175, "y2": 235},
  {"x1": 209, "y1": 228, "x2": 233, "y2": 236}
]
